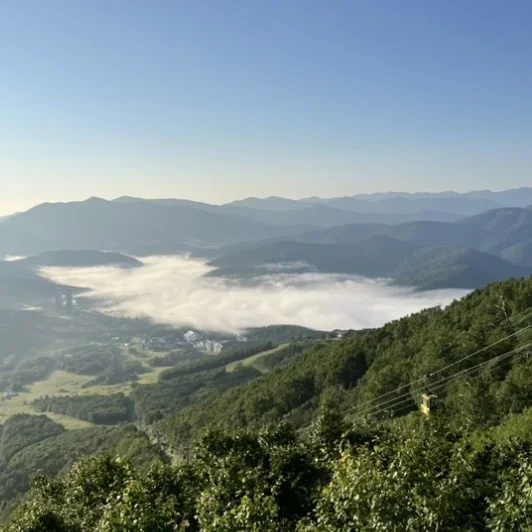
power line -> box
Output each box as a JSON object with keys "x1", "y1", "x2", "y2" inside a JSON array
[
  {"x1": 299, "y1": 342, "x2": 532, "y2": 435},
  {"x1": 355, "y1": 341, "x2": 532, "y2": 418},
  {"x1": 349, "y1": 321, "x2": 532, "y2": 415},
  {"x1": 429, "y1": 322, "x2": 532, "y2": 377}
]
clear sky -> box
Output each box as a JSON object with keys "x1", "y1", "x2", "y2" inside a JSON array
[{"x1": 1, "y1": 0, "x2": 531, "y2": 214}]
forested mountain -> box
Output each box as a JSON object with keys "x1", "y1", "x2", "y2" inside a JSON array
[
  {"x1": 17, "y1": 250, "x2": 141, "y2": 268},
  {"x1": 393, "y1": 247, "x2": 531, "y2": 290},
  {"x1": 208, "y1": 237, "x2": 531, "y2": 289},
  {"x1": 501, "y1": 240, "x2": 532, "y2": 267},
  {"x1": 209, "y1": 237, "x2": 416, "y2": 277},
  {"x1": 5, "y1": 277, "x2": 532, "y2": 530},
  {"x1": 0, "y1": 419, "x2": 163, "y2": 520},
  {"x1": 295, "y1": 206, "x2": 532, "y2": 265},
  {"x1": 2, "y1": 191, "x2": 527, "y2": 260},
  {"x1": 147, "y1": 277, "x2": 532, "y2": 449}
]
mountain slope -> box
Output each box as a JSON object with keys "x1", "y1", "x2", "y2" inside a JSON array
[
  {"x1": 500, "y1": 240, "x2": 532, "y2": 267},
  {"x1": 298, "y1": 220, "x2": 485, "y2": 248},
  {"x1": 208, "y1": 238, "x2": 529, "y2": 289},
  {"x1": 155, "y1": 277, "x2": 532, "y2": 448},
  {"x1": 209, "y1": 237, "x2": 419, "y2": 278},
  {"x1": 457, "y1": 207, "x2": 532, "y2": 253},
  {"x1": 393, "y1": 247, "x2": 531, "y2": 290},
  {"x1": 297, "y1": 206, "x2": 532, "y2": 266},
  {"x1": 209, "y1": 241, "x2": 371, "y2": 276},
  {"x1": 0, "y1": 261, "x2": 65, "y2": 307}
]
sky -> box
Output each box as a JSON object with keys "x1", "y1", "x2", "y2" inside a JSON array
[{"x1": 1, "y1": 0, "x2": 531, "y2": 214}]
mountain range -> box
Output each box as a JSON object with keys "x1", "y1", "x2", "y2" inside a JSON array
[
  {"x1": 208, "y1": 237, "x2": 531, "y2": 290},
  {"x1": 226, "y1": 187, "x2": 532, "y2": 214},
  {"x1": 0, "y1": 189, "x2": 531, "y2": 293},
  {"x1": 208, "y1": 206, "x2": 532, "y2": 289}
]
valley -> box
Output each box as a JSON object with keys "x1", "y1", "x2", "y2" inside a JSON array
[{"x1": 1, "y1": 191, "x2": 532, "y2": 529}]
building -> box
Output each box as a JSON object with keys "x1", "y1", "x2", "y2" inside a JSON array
[{"x1": 184, "y1": 330, "x2": 202, "y2": 344}]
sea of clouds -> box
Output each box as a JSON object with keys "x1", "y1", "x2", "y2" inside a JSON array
[{"x1": 41, "y1": 255, "x2": 470, "y2": 333}]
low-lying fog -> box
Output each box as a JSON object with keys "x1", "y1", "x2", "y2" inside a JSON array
[{"x1": 42, "y1": 255, "x2": 470, "y2": 333}]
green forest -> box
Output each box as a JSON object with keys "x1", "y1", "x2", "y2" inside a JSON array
[
  {"x1": 32, "y1": 394, "x2": 133, "y2": 425},
  {"x1": 4, "y1": 277, "x2": 532, "y2": 530}
]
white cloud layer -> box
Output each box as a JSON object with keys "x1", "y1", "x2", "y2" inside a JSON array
[{"x1": 41, "y1": 255, "x2": 470, "y2": 333}]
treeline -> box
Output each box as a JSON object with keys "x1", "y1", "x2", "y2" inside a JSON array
[
  {"x1": 8, "y1": 410, "x2": 532, "y2": 531},
  {"x1": 59, "y1": 345, "x2": 146, "y2": 388},
  {"x1": 0, "y1": 356, "x2": 56, "y2": 393},
  {"x1": 245, "y1": 324, "x2": 325, "y2": 344},
  {"x1": 59, "y1": 345, "x2": 123, "y2": 375},
  {"x1": 0, "y1": 415, "x2": 64, "y2": 462},
  {"x1": 32, "y1": 394, "x2": 134, "y2": 425},
  {"x1": 149, "y1": 348, "x2": 208, "y2": 367},
  {"x1": 0, "y1": 420, "x2": 164, "y2": 521},
  {"x1": 132, "y1": 366, "x2": 261, "y2": 425},
  {"x1": 253, "y1": 342, "x2": 310, "y2": 372},
  {"x1": 159, "y1": 342, "x2": 274, "y2": 381}
]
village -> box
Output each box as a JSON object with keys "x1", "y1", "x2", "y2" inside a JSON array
[{"x1": 142, "y1": 329, "x2": 248, "y2": 354}]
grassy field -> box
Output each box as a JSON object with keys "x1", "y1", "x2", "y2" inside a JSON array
[
  {"x1": 1, "y1": 339, "x2": 288, "y2": 429},
  {"x1": 0, "y1": 345, "x2": 171, "y2": 429},
  {"x1": 226, "y1": 344, "x2": 289, "y2": 373}
]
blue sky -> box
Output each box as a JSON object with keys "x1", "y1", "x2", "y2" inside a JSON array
[{"x1": 1, "y1": 0, "x2": 531, "y2": 213}]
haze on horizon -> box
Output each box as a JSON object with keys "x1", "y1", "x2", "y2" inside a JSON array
[{"x1": 1, "y1": 1, "x2": 532, "y2": 215}]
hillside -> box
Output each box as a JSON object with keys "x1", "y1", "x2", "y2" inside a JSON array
[
  {"x1": 0, "y1": 261, "x2": 65, "y2": 307},
  {"x1": 209, "y1": 237, "x2": 420, "y2": 278},
  {"x1": 18, "y1": 250, "x2": 142, "y2": 268},
  {"x1": 501, "y1": 240, "x2": 532, "y2": 267},
  {"x1": 209, "y1": 241, "x2": 378, "y2": 277},
  {"x1": 393, "y1": 247, "x2": 531, "y2": 290},
  {"x1": 154, "y1": 277, "x2": 532, "y2": 447},
  {"x1": 0, "y1": 419, "x2": 164, "y2": 519},
  {"x1": 297, "y1": 206, "x2": 532, "y2": 266},
  {"x1": 207, "y1": 237, "x2": 529, "y2": 290},
  {"x1": 457, "y1": 207, "x2": 532, "y2": 253}
]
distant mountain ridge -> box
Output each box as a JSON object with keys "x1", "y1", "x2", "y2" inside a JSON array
[
  {"x1": 0, "y1": 190, "x2": 530, "y2": 292},
  {"x1": 228, "y1": 187, "x2": 532, "y2": 215},
  {"x1": 297, "y1": 206, "x2": 532, "y2": 261},
  {"x1": 0, "y1": 198, "x2": 312, "y2": 257}
]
